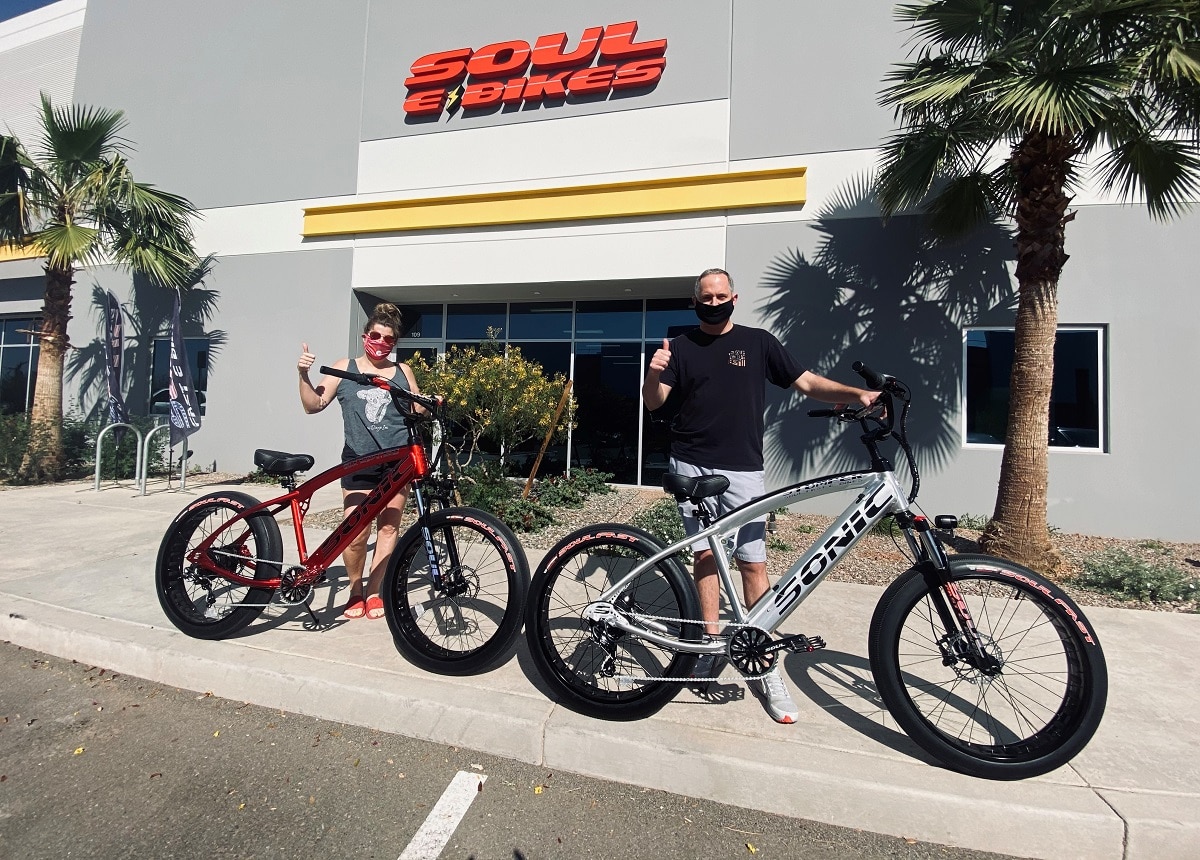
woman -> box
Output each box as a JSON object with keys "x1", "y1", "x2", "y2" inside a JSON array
[{"x1": 296, "y1": 303, "x2": 423, "y2": 619}]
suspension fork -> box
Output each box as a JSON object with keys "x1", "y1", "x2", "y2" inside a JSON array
[
  {"x1": 900, "y1": 514, "x2": 993, "y2": 666},
  {"x1": 412, "y1": 482, "x2": 467, "y2": 593}
]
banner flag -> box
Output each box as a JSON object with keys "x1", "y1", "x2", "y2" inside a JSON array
[
  {"x1": 168, "y1": 292, "x2": 202, "y2": 448},
  {"x1": 102, "y1": 291, "x2": 129, "y2": 443}
]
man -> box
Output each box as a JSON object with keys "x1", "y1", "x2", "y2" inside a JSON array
[{"x1": 641, "y1": 267, "x2": 876, "y2": 723}]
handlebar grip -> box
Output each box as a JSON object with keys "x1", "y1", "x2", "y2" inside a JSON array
[
  {"x1": 808, "y1": 409, "x2": 837, "y2": 418},
  {"x1": 318, "y1": 364, "x2": 370, "y2": 384},
  {"x1": 852, "y1": 360, "x2": 887, "y2": 391}
]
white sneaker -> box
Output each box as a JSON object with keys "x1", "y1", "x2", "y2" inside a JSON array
[{"x1": 752, "y1": 668, "x2": 799, "y2": 724}]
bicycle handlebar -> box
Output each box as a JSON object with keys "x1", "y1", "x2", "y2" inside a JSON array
[
  {"x1": 810, "y1": 361, "x2": 919, "y2": 502},
  {"x1": 318, "y1": 365, "x2": 443, "y2": 415},
  {"x1": 852, "y1": 360, "x2": 890, "y2": 390}
]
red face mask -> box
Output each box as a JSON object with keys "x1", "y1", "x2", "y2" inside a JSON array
[{"x1": 362, "y1": 334, "x2": 393, "y2": 360}]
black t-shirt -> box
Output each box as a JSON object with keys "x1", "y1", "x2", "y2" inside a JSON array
[{"x1": 658, "y1": 325, "x2": 805, "y2": 471}]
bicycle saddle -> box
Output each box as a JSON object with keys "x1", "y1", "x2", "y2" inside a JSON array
[
  {"x1": 253, "y1": 449, "x2": 315, "y2": 476},
  {"x1": 662, "y1": 473, "x2": 729, "y2": 503}
]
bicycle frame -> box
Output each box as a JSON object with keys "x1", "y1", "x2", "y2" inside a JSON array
[
  {"x1": 583, "y1": 466, "x2": 949, "y2": 655},
  {"x1": 183, "y1": 441, "x2": 432, "y2": 590}
]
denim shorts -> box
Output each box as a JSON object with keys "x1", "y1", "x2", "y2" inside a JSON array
[{"x1": 669, "y1": 457, "x2": 767, "y2": 563}]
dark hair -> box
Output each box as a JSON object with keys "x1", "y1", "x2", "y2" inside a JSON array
[
  {"x1": 364, "y1": 302, "x2": 403, "y2": 337},
  {"x1": 695, "y1": 267, "x2": 734, "y2": 297}
]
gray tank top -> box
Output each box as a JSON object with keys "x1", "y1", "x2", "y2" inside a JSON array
[{"x1": 336, "y1": 359, "x2": 412, "y2": 459}]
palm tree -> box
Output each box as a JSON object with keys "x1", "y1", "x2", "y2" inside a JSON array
[
  {"x1": 875, "y1": 1, "x2": 1200, "y2": 573},
  {"x1": 0, "y1": 94, "x2": 199, "y2": 480}
]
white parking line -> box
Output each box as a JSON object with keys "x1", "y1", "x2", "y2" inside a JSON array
[{"x1": 398, "y1": 770, "x2": 487, "y2": 860}]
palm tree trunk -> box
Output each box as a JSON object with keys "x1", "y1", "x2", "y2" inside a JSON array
[
  {"x1": 979, "y1": 130, "x2": 1075, "y2": 574},
  {"x1": 980, "y1": 277, "x2": 1062, "y2": 573},
  {"x1": 17, "y1": 264, "x2": 74, "y2": 481}
]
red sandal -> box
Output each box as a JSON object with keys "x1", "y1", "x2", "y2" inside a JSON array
[
  {"x1": 342, "y1": 595, "x2": 367, "y2": 619},
  {"x1": 365, "y1": 594, "x2": 385, "y2": 620}
]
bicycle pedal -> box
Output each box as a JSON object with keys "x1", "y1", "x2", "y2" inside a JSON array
[{"x1": 782, "y1": 633, "x2": 826, "y2": 653}]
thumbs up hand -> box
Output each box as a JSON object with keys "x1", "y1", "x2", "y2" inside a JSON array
[
  {"x1": 648, "y1": 338, "x2": 672, "y2": 375},
  {"x1": 298, "y1": 342, "x2": 316, "y2": 374}
]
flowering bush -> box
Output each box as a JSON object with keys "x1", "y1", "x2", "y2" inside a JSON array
[{"x1": 405, "y1": 337, "x2": 573, "y2": 467}]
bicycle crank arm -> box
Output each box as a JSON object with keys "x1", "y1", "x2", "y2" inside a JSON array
[{"x1": 769, "y1": 633, "x2": 826, "y2": 654}]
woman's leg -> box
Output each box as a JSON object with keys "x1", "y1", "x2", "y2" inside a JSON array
[
  {"x1": 366, "y1": 483, "x2": 410, "y2": 597},
  {"x1": 340, "y1": 489, "x2": 370, "y2": 612}
]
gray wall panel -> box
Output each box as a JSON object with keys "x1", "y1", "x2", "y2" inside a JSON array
[
  {"x1": 362, "y1": 0, "x2": 730, "y2": 140},
  {"x1": 72, "y1": 0, "x2": 369, "y2": 208},
  {"x1": 730, "y1": 0, "x2": 905, "y2": 158},
  {"x1": 63, "y1": 249, "x2": 354, "y2": 475},
  {"x1": 725, "y1": 205, "x2": 1198, "y2": 541}
]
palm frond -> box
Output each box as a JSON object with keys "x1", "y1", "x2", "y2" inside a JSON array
[
  {"x1": 1092, "y1": 133, "x2": 1200, "y2": 217},
  {"x1": 35, "y1": 93, "x2": 128, "y2": 183},
  {"x1": 988, "y1": 64, "x2": 1127, "y2": 134},
  {"x1": 36, "y1": 221, "x2": 100, "y2": 269},
  {"x1": 926, "y1": 167, "x2": 1011, "y2": 236},
  {"x1": 0, "y1": 135, "x2": 31, "y2": 239}
]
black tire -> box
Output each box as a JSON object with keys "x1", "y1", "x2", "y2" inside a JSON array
[
  {"x1": 382, "y1": 507, "x2": 529, "y2": 675},
  {"x1": 524, "y1": 525, "x2": 702, "y2": 720},
  {"x1": 155, "y1": 490, "x2": 282, "y2": 640},
  {"x1": 869, "y1": 554, "x2": 1107, "y2": 780}
]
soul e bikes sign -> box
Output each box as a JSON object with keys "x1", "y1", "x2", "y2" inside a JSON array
[{"x1": 404, "y1": 20, "x2": 667, "y2": 117}]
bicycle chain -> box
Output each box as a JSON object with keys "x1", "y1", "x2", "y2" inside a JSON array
[{"x1": 598, "y1": 606, "x2": 774, "y2": 684}]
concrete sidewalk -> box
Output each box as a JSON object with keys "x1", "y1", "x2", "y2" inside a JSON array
[{"x1": 1, "y1": 477, "x2": 1197, "y2": 859}]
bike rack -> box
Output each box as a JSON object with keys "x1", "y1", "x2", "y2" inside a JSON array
[
  {"x1": 93, "y1": 423, "x2": 145, "y2": 492},
  {"x1": 139, "y1": 423, "x2": 190, "y2": 496}
]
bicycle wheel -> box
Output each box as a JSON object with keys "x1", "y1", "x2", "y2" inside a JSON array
[
  {"x1": 525, "y1": 525, "x2": 702, "y2": 721},
  {"x1": 383, "y1": 507, "x2": 529, "y2": 675},
  {"x1": 869, "y1": 553, "x2": 1107, "y2": 780},
  {"x1": 155, "y1": 490, "x2": 282, "y2": 640}
]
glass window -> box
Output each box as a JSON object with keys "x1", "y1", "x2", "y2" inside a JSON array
[
  {"x1": 574, "y1": 300, "x2": 642, "y2": 339},
  {"x1": 396, "y1": 304, "x2": 444, "y2": 339},
  {"x1": 964, "y1": 327, "x2": 1104, "y2": 450},
  {"x1": 508, "y1": 302, "x2": 572, "y2": 339},
  {"x1": 572, "y1": 342, "x2": 642, "y2": 483},
  {"x1": 645, "y1": 297, "x2": 697, "y2": 340},
  {"x1": 447, "y1": 303, "x2": 506, "y2": 341},
  {"x1": 0, "y1": 316, "x2": 40, "y2": 414},
  {"x1": 151, "y1": 337, "x2": 210, "y2": 416}
]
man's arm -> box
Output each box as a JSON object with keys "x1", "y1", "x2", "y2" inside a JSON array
[
  {"x1": 791, "y1": 370, "x2": 876, "y2": 409},
  {"x1": 642, "y1": 338, "x2": 674, "y2": 410}
]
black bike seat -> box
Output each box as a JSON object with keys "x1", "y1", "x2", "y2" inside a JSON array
[
  {"x1": 253, "y1": 449, "x2": 315, "y2": 476},
  {"x1": 662, "y1": 473, "x2": 730, "y2": 503}
]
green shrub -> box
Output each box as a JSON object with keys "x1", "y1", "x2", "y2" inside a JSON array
[
  {"x1": 532, "y1": 467, "x2": 614, "y2": 508},
  {"x1": 0, "y1": 411, "x2": 30, "y2": 480},
  {"x1": 957, "y1": 513, "x2": 990, "y2": 531},
  {"x1": 457, "y1": 461, "x2": 554, "y2": 532},
  {"x1": 1074, "y1": 549, "x2": 1200, "y2": 604},
  {"x1": 629, "y1": 497, "x2": 691, "y2": 561}
]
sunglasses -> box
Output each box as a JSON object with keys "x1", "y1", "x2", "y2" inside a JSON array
[{"x1": 364, "y1": 331, "x2": 396, "y2": 344}]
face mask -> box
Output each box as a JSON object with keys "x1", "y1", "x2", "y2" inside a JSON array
[
  {"x1": 694, "y1": 299, "x2": 734, "y2": 325},
  {"x1": 362, "y1": 336, "x2": 392, "y2": 360}
]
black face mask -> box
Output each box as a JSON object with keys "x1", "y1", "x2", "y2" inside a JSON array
[{"x1": 694, "y1": 299, "x2": 734, "y2": 325}]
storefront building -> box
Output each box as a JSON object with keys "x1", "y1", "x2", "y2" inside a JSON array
[{"x1": 1, "y1": 1, "x2": 1197, "y2": 540}]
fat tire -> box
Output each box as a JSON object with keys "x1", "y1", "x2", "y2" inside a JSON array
[
  {"x1": 869, "y1": 553, "x2": 1107, "y2": 780},
  {"x1": 382, "y1": 507, "x2": 529, "y2": 675},
  {"x1": 155, "y1": 490, "x2": 282, "y2": 640},
  {"x1": 525, "y1": 525, "x2": 702, "y2": 720}
]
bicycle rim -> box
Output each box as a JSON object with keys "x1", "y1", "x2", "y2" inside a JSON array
[
  {"x1": 155, "y1": 495, "x2": 278, "y2": 638},
  {"x1": 531, "y1": 531, "x2": 698, "y2": 716},
  {"x1": 386, "y1": 510, "x2": 526, "y2": 673},
  {"x1": 872, "y1": 558, "x2": 1106, "y2": 777}
]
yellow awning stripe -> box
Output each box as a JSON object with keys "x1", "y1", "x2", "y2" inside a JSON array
[
  {"x1": 0, "y1": 241, "x2": 43, "y2": 262},
  {"x1": 302, "y1": 166, "x2": 806, "y2": 237}
]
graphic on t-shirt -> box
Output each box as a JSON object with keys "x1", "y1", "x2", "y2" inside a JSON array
[
  {"x1": 357, "y1": 387, "x2": 392, "y2": 426},
  {"x1": 728, "y1": 350, "x2": 746, "y2": 367}
]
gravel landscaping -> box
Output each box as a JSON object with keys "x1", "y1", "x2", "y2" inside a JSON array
[{"x1": 294, "y1": 482, "x2": 1200, "y2": 615}]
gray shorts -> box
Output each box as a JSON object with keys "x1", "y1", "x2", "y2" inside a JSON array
[{"x1": 670, "y1": 457, "x2": 767, "y2": 563}]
